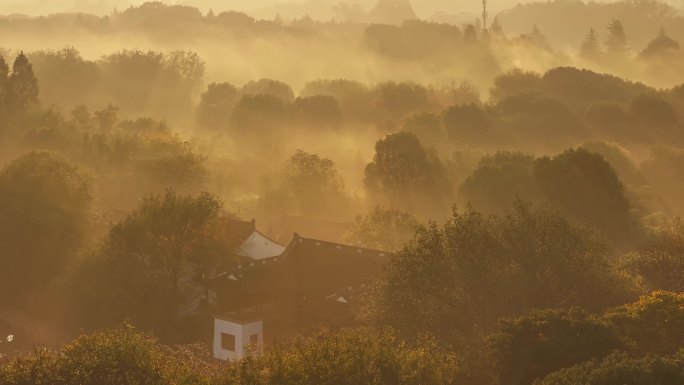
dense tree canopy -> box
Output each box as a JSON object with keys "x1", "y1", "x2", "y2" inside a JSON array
[
  {"x1": 0, "y1": 151, "x2": 93, "y2": 307},
  {"x1": 98, "y1": 49, "x2": 205, "y2": 118},
  {"x1": 237, "y1": 328, "x2": 460, "y2": 385},
  {"x1": 196, "y1": 82, "x2": 239, "y2": 130},
  {"x1": 493, "y1": 93, "x2": 587, "y2": 149},
  {"x1": 602, "y1": 291, "x2": 684, "y2": 356},
  {"x1": 640, "y1": 146, "x2": 684, "y2": 215},
  {"x1": 28, "y1": 48, "x2": 99, "y2": 110},
  {"x1": 240, "y1": 78, "x2": 295, "y2": 103},
  {"x1": 74, "y1": 191, "x2": 229, "y2": 341},
  {"x1": 344, "y1": 207, "x2": 419, "y2": 252},
  {"x1": 537, "y1": 351, "x2": 684, "y2": 385},
  {"x1": 459, "y1": 152, "x2": 540, "y2": 213},
  {"x1": 0, "y1": 326, "x2": 461, "y2": 385},
  {"x1": 373, "y1": 82, "x2": 431, "y2": 120},
  {"x1": 443, "y1": 104, "x2": 491, "y2": 144},
  {"x1": 629, "y1": 94, "x2": 679, "y2": 129},
  {"x1": 293, "y1": 95, "x2": 343, "y2": 128},
  {"x1": 365, "y1": 132, "x2": 452, "y2": 217},
  {"x1": 375, "y1": 202, "x2": 631, "y2": 345},
  {"x1": 489, "y1": 308, "x2": 623, "y2": 385},
  {"x1": 534, "y1": 148, "x2": 638, "y2": 243},
  {"x1": 260, "y1": 149, "x2": 349, "y2": 218},
  {"x1": 0, "y1": 325, "x2": 221, "y2": 385},
  {"x1": 230, "y1": 93, "x2": 289, "y2": 139},
  {"x1": 622, "y1": 219, "x2": 684, "y2": 292}
]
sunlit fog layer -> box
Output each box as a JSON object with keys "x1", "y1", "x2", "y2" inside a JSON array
[{"x1": 1, "y1": 1, "x2": 684, "y2": 384}]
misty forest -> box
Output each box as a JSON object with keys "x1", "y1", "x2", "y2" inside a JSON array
[{"x1": 1, "y1": 0, "x2": 684, "y2": 384}]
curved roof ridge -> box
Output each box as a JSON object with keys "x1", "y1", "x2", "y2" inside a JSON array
[
  {"x1": 292, "y1": 234, "x2": 390, "y2": 256},
  {"x1": 217, "y1": 233, "x2": 391, "y2": 280}
]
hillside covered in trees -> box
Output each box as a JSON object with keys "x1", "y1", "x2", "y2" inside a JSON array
[{"x1": 1, "y1": 1, "x2": 684, "y2": 384}]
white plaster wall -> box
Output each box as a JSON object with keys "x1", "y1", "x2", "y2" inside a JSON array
[
  {"x1": 213, "y1": 318, "x2": 264, "y2": 360},
  {"x1": 240, "y1": 320, "x2": 264, "y2": 353}
]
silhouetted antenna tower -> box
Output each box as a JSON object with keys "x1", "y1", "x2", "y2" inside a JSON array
[{"x1": 482, "y1": 0, "x2": 489, "y2": 30}]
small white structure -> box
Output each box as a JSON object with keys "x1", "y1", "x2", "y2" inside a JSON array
[
  {"x1": 236, "y1": 231, "x2": 286, "y2": 260},
  {"x1": 213, "y1": 316, "x2": 264, "y2": 361}
]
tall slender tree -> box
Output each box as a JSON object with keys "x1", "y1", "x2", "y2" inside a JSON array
[
  {"x1": 640, "y1": 27, "x2": 680, "y2": 58},
  {"x1": 530, "y1": 25, "x2": 551, "y2": 50},
  {"x1": 490, "y1": 17, "x2": 505, "y2": 38},
  {"x1": 580, "y1": 28, "x2": 602, "y2": 60},
  {"x1": 0, "y1": 55, "x2": 8, "y2": 87},
  {"x1": 0, "y1": 55, "x2": 9, "y2": 117},
  {"x1": 8, "y1": 52, "x2": 39, "y2": 111},
  {"x1": 463, "y1": 24, "x2": 479, "y2": 43},
  {"x1": 605, "y1": 19, "x2": 629, "y2": 55}
]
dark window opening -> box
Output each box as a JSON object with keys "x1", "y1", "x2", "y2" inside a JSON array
[{"x1": 221, "y1": 333, "x2": 236, "y2": 352}]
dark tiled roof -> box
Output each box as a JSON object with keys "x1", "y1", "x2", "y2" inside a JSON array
[
  {"x1": 271, "y1": 214, "x2": 352, "y2": 244},
  {"x1": 217, "y1": 233, "x2": 389, "y2": 278}
]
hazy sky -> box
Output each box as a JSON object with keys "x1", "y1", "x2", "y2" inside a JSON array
[
  {"x1": 0, "y1": 0, "x2": 541, "y2": 17},
  {"x1": 0, "y1": 0, "x2": 681, "y2": 18}
]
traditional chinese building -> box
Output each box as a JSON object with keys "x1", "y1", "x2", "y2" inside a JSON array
[{"x1": 206, "y1": 224, "x2": 389, "y2": 361}]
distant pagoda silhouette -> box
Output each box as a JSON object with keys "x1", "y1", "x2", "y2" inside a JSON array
[{"x1": 368, "y1": 0, "x2": 418, "y2": 25}]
